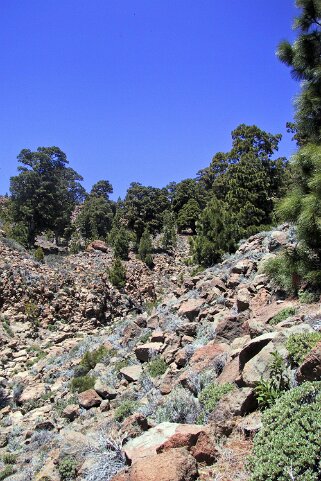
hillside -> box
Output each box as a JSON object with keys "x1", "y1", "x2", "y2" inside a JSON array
[{"x1": 0, "y1": 224, "x2": 320, "y2": 481}]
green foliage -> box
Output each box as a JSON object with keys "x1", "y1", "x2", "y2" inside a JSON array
[
  {"x1": 254, "y1": 352, "x2": 290, "y2": 410},
  {"x1": 108, "y1": 257, "x2": 126, "y2": 288},
  {"x1": 0, "y1": 466, "x2": 16, "y2": 480},
  {"x1": 138, "y1": 228, "x2": 153, "y2": 267},
  {"x1": 124, "y1": 182, "x2": 170, "y2": 239},
  {"x1": 70, "y1": 375, "x2": 96, "y2": 393},
  {"x1": 76, "y1": 182, "x2": 114, "y2": 240},
  {"x1": 177, "y1": 198, "x2": 201, "y2": 234},
  {"x1": 277, "y1": 1, "x2": 321, "y2": 145},
  {"x1": 2, "y1": 453, "x2": 17, "y2": 465},
  {"x1": 269, "y1": 307, "x2": 296, "y2": 326},
  {"x1": 248, "y1": 381, "x2": 321, "y2": 481},
  {"x1": 286, "y1": 331, "x2": 321, "y2": 366},
  {"x1": 263, "y1": 251, "x2": 303, "y2": 295},
  {"x1": 108, "y1": 224, "x2": 130, "y2": 260},
  {"x1": 24, "y1": 301, "x2": 40, "y2": 329},
  {"x1": 58, "y1": 457, "x2": 77, "y2": 481},
  {"x1": 114, "y1": 400, "x2": 138, "y2": 422},
  {"x1": 138, "y1": 332, "x2": 151, "y2": 344},
  {"x1": 34, "y1": 246, "x2": 44, "y2": 262},
  {"x1": 161, "y1": 211, "x2": 177, "y2": 250},
  {"x1": 199, "y1": 383, "x2": 234, "y2": 413},
  {"x1": 10, "y1": 146, "x2": 85, "y2": 246},
  {"x1": 147, "y1": 357, "x2": 167, "y2": 377},
  {"x1": 79, "y1": 345, "x2": 110, "y2": 374},
  {"x1": 1, "y1": 318, "x2": 14, "y2": 338},
  {"x1": 298, "y1": 289, "x2": 319, "y2": 304}
]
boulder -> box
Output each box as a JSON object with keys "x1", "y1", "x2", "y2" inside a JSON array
[
  {"x1": 178, "y1": 299, "x2": 204, "y2": 321},
  {"x1": 17, "y1": 383, "x2": 47, "y2": 405},
  {"x1": 135, "y1": 342, "x2": 163, "y2": 362},
  {"x1": 62, "y1": 404, "x2": 80, "y2": 421},
  {"x1": 239, "y1": 332, "x2": 277, "y2": 371},
  {"x1": 123, "y1": 422, "x2": 206, "y2": 463},
  {"x1": 297, "y1": 341, "x2": 321, "y2": 383},
  {"x1": 78, "y1": 389, "x2": 102, "y2": 409},
  {"x1": 130, "y1": 448, "x2": 198, "y2": 481},
  {"x1": 236, "y1": 288, "x2": 251, "y2": 312},
  {"x1": 94, "y1": 379, "x2": 117, "y2": 399},
  {"x1": 190, "y1": 431, "x2": 218, "y2": 464},
  {"x1": 190, "y1": 342, "x2": 230, "y2": 372},
  {"x1": 120, "y1": 365, "x2": 143, "y2": 382},
  {"x1": 86, "y1": 240, "x2": 109, "y2": 252}
]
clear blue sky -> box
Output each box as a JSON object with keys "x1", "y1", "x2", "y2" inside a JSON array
[{"x1": 0, "y1": 0, "x2": 298, "y2": 199}]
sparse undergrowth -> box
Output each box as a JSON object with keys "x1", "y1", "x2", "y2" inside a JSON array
[
  {"x1": 147, "y1": 357, "x2": 167, "y2": 378},
  {"x1": 269, "y1": 307, "x2": 296, "y2": 326},
  {"x1": 286, "y1": 332, "x2": 321, "y2": 366}
]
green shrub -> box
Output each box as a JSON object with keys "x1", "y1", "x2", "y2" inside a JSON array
[
  {"x1": 147, "y1": 357, "x2": 167, "y2": 378},
  {"x1": 70, "y1": 375, "x2": 96, "y2": 393},
  {"x1": 0, "y1": 466, "x2": 16, "y2": 480},
  {"x1": 114, "y1": 359, "x2": 129, "y2": 372},
  {"x1": 58, "y1": 457, "x2": 77, "y2": 481},
  {"x1": 138, "y1": 332, "x2": 150, "y2": 344},
  {"x1": 254, "y1": 352, "x2": 290, "y2": 410},
  {"x1": 269, "y1": 307, "x2": 296, "y2": 326},
  {"x1": 2, "y1": 453, "x2": 17, "y2": 464},
  {"x1": 108, "y1": 257, "x2": 126, "y2": 288},
  {"x1": 286, "y1": 332, "x2": 321, "y2": 366},
  {"x1": 78, "y1": 345, "x2": 110, "y2": 375},
  {"x1": 248, "y1": 382, "x2": 321, "y2": 481},
  {"x1": 298, "y1": 289, "x2": 319, "y2": 304},
  {"x1": 34, "y1": 247, "x2": 44, "y2": 262},
  {"x1": 263, "y1": 253, "x2": 299, "y2": 295},
  {"x1": 1, "y1": 318, "x2": 14, "y2": 337},
  {"x1": 199, "y1": 383, "x2": 234, "y2": 413},
  {"x1": 114, "y1": 400, "x2": 138, "y2": 422}
]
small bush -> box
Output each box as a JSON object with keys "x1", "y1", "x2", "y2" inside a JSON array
[
  {"x1": 70, "y1": 375, "x2": 96, "y2": 393},
  {"x1": 248, "y1": 382, "x2": 321, "y2": 481},
  {"x1": 156, "y1": 387, "x2": 202, "y2": 424},
  {"x1": 78, "y1": 345, "x2": 110, "y2": 375},
  {"x1": 263, "y1": 253, "x2": 299, "y2": 295},
  {"x1": 254, "y1": 352, "x2": 290, "y2": 410},
  {"x1": 199, "y1": 382, "x2": 234, "y2": 413},
  {"x1": 58, "y1": 457, "x2": 77, "y2": 481},
  {"x1": 2, "y1": 453, "x2": 17, "y2": 464},
  {"x1": 34, "y1": 247, "x2": 44, "y2": 262},
  {"x1": 138, "y1": 331, "x2": 150, "y2": 344},
  {"x1": 0, "y1": 466, "x2": 16, "y2": 480},
  {"x1": 147, "y1": 357, "x2": 167, "y2": 378},
  {"x1": 1, "y1": 318, "x2": 14, "y2": 338},
  {"x1": 286, "y1": 331, "x2": 321, "y2": 366},
  {"x1": 269, "y1": 307, "x2": 296, "y2": 326},
  {"x1": 114, "y1": 400, "x2": 138, "y2": 422},
  {"x1": 298, "y1": 289, "x2": 319, "y2": 304}
]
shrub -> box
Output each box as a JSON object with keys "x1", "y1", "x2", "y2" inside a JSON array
[
  {"x1": 70, "y1": 375, "x2": 96, "y2": 393},
  {"x1": 1, "y1": 318, "x2": 14, "y2": 338},
  {"x1": 58, "y1": 457, "x2": 77, "y2": 481},
  {"x1": 2, "y1": 453, "x2": 17, "y2": 464},
  {"x1": 199, "y1": 382, "x2": 234, "y2": 413},
  {"x1": 269, "y1": 307, "x2": 296, "y2": 326},
  {"x1": 263, "y1": 253, "x2": 299, "y2": 295},
  {"x1": 147, "y1": 357, "x2": 167, "y2": 378},
  {"x1": 254, "y1": 352, "x2": 290, "y2": 410},
  {"x1": 78, "y1": 345, "x2": 110, "y2": 375},
  {"x1": 114, "y1": 400, "x2": 138, "y2": 422},
  {"x1": 286, "y1": 332, "x2": 321, "y2": 366},
  {"x1": 248, "y1": 382, "x2": 321, "y2": 481},
  {"x1": 0, "y1": 466, "x2": 16, "y2": 480},
  {"x1": 138, "y1": 228, "x2": 153, "y2": 268},
  {"x1": 156, "y1": 387, "x2": 202, "y2": 424},
  {"x1": 34, "y1": 247, "x2": 44, "y2": 262},
  {"x1": 298, "y1": 289, "x2": 319, "y2": 304},
  {"x1": 108, "y1": 257, "x2": 126, "y2": 288}
]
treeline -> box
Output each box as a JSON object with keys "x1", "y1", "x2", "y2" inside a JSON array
[{"x1": 0, "y1": 122, "x2": 289, "y2": 267}]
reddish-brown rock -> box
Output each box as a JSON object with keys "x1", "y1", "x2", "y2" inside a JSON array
[
  {"x1": 86, "y1": 240, "x2": 109, "y2": 252},
  {"x1": 130, "y1": 448, "x2": 198, "y2": 481},
  {"x1": 297, "y1": 341, "x2": 321, "y2": 383},
  {"x1": 178, "y1": 298, "x2": 204, "y2": 321},
  {"x1": 190, "y1": 431, "x2": 218, "y2": 464},
  {"x1": 190, "y1": 342, "x2": 230, "y2": 371},
  {"x1": 78, "y1": 389, "x2": 102, "y2": 409}
]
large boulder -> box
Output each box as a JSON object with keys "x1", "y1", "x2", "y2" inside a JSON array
[
  {"x1": 297, "y1": 341, "x2": 321, "y2": 383},
  {"x1": 178, "y1": 299, "x2": 205, "y2": 321},
  {"x1": 135, "y1": 342, "x2": 163, "y2": 362},
  {"x1": 78, "y1": 389, "x2": 102, "y2": 409},
  {"x1": 130, "y1": 448, "x2": 198, "y2": 481}
]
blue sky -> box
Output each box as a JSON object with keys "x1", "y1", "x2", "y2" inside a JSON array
[{"x1": 0, "y1": 0, "x2": 298, "y2": 199}]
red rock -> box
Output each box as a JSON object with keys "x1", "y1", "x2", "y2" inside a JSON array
[
  {"x1": 217, "y1": 356, "x2": 241, "y2": 385},
  {"x1": 297, "y1": 341, "x2": 321, "y2": 383},
  {"x1": 190, "y1": 342, "x2": 230, "y2": 371},
  {"x1": 78, "y1": 389, "x2": 102, "y2": 409},
  {"x1": 130, "y1": 448, "x2": 198, "y2": 481},
  {"x1": 86, "y1": 240, "x2": 109, "y2": 252},
  {"x1": 190, "y1": 432, "x2": 218, "y2": 464},
  {"x1": 178, "y1": 298, "x2": 204, "y2": 321}
]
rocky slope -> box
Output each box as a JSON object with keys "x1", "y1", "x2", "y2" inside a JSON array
[{"x1": 0, "y1": 226, "x2": 320, "y2": 481}]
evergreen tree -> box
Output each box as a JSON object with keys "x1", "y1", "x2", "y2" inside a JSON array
[
  {"x1": 109, "y1": 224, "x2": 130, "y2": 260},
  {"x1": 108, "y1": 257, "x2": 126, "y2": 288},
  {"x1": 192, "y1": 197, "x2": 241, "y2": 267},
  {"x1": 277, "y1": 0, "x2": 321, "y2": 144},
  {"x1": 161, "y1": 211, "x2": 177, "y2": 250},
  {"x1": 138, "y1": 227, "x2": 154, "y2": 267},
  {"x1": 10, "y1": 147, "x2": 85, "y2": 246},
  {"x1": 176, "y1": 199, "x2": 202, "y2": 234}
]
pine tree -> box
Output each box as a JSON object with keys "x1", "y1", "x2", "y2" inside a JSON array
[
  {"x1": 161, "y1": 211, "x2": 177, "y2": 250},
  {"x1": 108, "y1": 257, "x2": 126, "y2": 288},
  {"x1": 138, "y1": 228, "x2": 154, "y2": 267},
  {"x1": 277, "y1": 0, "x2": 321, "y2": 144}
]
